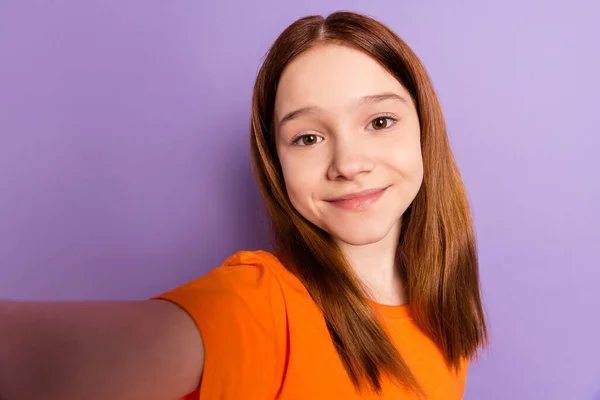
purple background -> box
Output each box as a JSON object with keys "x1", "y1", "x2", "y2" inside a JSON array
[{"x1": 1, "y1": 1, "x2": 598, "y2": 399}]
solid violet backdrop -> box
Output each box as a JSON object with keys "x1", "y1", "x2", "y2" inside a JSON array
[{"x1": 0, "y1": 1, "x2": 598, "y2": 399}]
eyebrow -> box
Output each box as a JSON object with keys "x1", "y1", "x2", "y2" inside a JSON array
[{"x1": 277, "y1": 91, "x2": 408, "y2": 128}]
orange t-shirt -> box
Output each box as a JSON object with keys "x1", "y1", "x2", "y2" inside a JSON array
[{"x1": 155, "y1": 250, "x2": 468, "y2": 399}]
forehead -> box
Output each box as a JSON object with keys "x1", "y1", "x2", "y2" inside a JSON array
[{"x1": 274, "y1": 44, "x2": 407, "y2": 118}]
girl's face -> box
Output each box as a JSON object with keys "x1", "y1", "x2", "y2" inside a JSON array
[{"x1": 274, "y1": 44, "x2": 423, "y2": 246}]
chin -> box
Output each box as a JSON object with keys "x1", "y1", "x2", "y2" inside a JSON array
[
  {"x1": 335, "y1": 234, "x2": 386, "y2": 246},
  {"x1": 326, "y1": 222, "x2": 394, "y2": 247}
]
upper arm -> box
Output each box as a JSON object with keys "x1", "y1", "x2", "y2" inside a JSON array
[
  {"x1": 0, "y1": 299, "x2": 204, "y2": 400},
  {"x1": 139, "y1": 299, "x2": 205, "y2": 397},
  {"x1": 154, "y1": 252, "x2": 289, "y2": 399}
]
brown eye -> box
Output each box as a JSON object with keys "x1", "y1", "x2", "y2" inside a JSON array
[
  {"x1": 302, "y1": 135, "x2": 317, "y2": 145},
  {"x1": 369, "y1": 116, "x2": 396, "y2": 130},
  {"x1": 294, "y1": 134, "x2": 323, "y2": 146}
]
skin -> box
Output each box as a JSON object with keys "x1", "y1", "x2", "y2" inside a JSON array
[
  {"x1": 0, "y1": 300, "x2": 203, "y2": 399},
  {"x1": 0, "y1": 43, "x2": 424, "y2": 399},
  {"x1": 275, "y1": 43, "x2": 424, "y2": 305}
]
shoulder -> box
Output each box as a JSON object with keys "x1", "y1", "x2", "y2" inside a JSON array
[
  {"x1": 217, "y1": 250, "x2": 288, "y2": 287},
  {"x1": 222, "y1": 249, "x2": 282, "y2": 268},
  {"x1": 154, "y1": 250, "x2": 290, "y2": 398},
  {"x1": 155, "y1": 250, "x2": 288, "y2": 326},
  {"x1": 457, "y1": 357, "x2": 469, "y2": 397}
]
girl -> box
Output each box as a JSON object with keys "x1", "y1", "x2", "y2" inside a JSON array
[{"x1": 0, "y1": 11, "x2": 487, "y2": 400}]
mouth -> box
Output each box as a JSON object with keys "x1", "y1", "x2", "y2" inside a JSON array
[{"x1": 325, "y1": 187, "x2": 389, "y2": 210}]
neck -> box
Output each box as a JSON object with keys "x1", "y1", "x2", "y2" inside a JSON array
[{"x1": 336, "y1": 220, "x2": 408, "y2": 306}]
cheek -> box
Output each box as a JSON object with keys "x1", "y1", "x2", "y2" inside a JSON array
[
  {"x1": 279, "y1": 154, "x2": 320, "y2": 210},
  {"x1": 404, "y1": 145, "x2": 424, "y2": 177},
  {"x1": 284, "y1": 178, "x2": 305, "y2": 206},
  {"x1": 381, "y1": 132, "x2": 423, "y2": 179}
]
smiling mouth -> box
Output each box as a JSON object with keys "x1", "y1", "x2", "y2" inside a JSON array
[{"x1": 326, "y1": 187, "x2": 388, "y2": 210}]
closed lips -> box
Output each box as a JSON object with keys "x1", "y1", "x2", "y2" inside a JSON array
[{"x1": 326, "y1": 187, "x2": 388, "y2": 202}]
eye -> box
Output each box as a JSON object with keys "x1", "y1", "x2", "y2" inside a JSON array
[
  {"x1": 368, "y1": 116, "x2": 397, "y2": 131},
  {"x1": 293, "y1": 134, "x2": 323, "y2": 146}
]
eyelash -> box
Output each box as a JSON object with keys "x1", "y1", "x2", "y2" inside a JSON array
[
  {"x1": 291, "y1": 134, "x2": 322, "y2": 147},
  {"x1": 367, "y1": 113, "x2": 398, "y2": 131},
  {"x1": 290, "y1": 113, "x2": 399, "y2": 146}
]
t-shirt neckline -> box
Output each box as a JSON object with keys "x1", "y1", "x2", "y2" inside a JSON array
[
  {"x1": 368, "y1": 299, "x2": 412, "y2": 320},
  {"x1": 270, "y1": 250, "x2": 412, "y2": 320}
]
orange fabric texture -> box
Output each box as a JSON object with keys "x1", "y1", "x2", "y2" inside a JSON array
[{"x1": 155, "y1": 251, "x2": 468, "y2": 399}]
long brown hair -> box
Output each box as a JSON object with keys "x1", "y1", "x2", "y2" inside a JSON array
[{"x1": 250, "y1": 11, "x2": 488, "y2": 396}]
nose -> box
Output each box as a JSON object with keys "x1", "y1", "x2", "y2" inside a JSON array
[{"x1": 327, "y1": 137, "x2": 375, "y2": 181}]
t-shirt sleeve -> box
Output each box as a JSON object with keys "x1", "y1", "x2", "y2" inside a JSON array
[{"x1": 152, "y1": 251, "x2": 288, "y2": 400}]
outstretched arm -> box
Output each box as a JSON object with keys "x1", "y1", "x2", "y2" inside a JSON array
[{"x1": 0, "y1": 299, "x2": 203, "y2": 400}]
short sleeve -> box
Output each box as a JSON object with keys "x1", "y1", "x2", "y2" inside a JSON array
[{"x1": 153, "y1": 251, "x2": 288, "y2": 400}]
